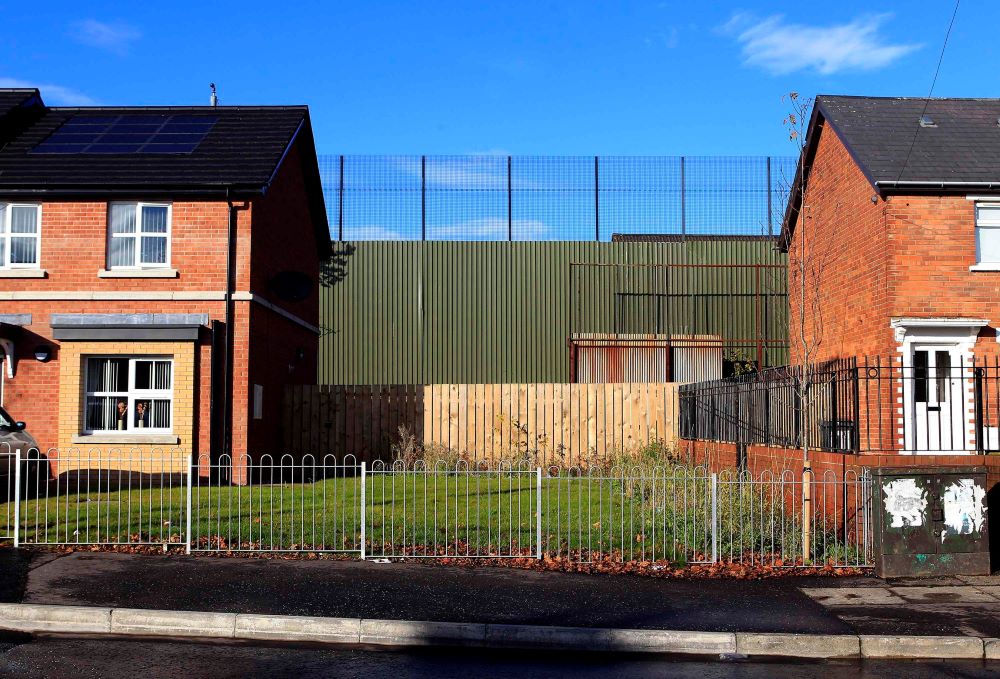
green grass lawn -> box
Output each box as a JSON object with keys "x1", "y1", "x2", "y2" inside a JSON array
[{"x1": 4, "y1": 471, "x2": 866, "y2": 566}]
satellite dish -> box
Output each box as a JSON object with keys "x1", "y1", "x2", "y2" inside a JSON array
[{"x1": 268, "y1": 271, "x2": 314, "y2": 302}]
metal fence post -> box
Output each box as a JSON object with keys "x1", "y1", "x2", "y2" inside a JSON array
[
  {"x1": 766, "y1": 156, "x2": 773, "y2": 236},
  {"x1": 594, "y1": 155, "x2": 600, "y2": 242},
  {"x1": 338, "y1": 154, "x2": 345, "y2": 242},
  {"x1": 420, "y1": 156, "x2": 427, "y2": 241},
  {"x1": 12, "y1": 449, "x2": 21, "y2": 548},
  {"x1": 185, "y1": 457, "x2": 193, "y2": 555},
  {"x1": 360, "y1": 461, "x2": 366, "y2": 560},
  {"x1": 710, "y1": 472, "x2": 717, "y2": 563},
  {"x1": 507, "y1": 155, "x2": 513, "y2": 242},
  {"x1": 680, "y1": 156, "x2": 686, "y2": 241},
  {"x1": 536, "y1": 467, "x2": 542, "y2": 559}
]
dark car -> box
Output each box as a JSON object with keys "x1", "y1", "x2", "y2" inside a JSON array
[{"x1": 0, "y1": 405, "x2": 36, "y2": 456}]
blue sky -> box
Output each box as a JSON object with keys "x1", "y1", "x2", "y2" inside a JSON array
[{"x1": 0, "y1": 1, "x2": 990, "y2": 157}]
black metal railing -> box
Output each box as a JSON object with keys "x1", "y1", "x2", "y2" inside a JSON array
[{"x1": 680, "y1": 356, "x2": 1000, "y2": 454}]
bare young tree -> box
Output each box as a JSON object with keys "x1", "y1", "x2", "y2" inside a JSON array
[
  {"x1": 781, "y1": 92, "x2": 836, "y2": 465},
  {"x1": 779, "y1": 92, "x2": 839, "y2": 560}
]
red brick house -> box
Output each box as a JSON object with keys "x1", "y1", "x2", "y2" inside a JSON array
[
  {"x1": 0, "y1": 88, "x2": 329, "y2": 472},
  {"x1": 781, "y1": 95, "x2": 1000, "y2": 456}
]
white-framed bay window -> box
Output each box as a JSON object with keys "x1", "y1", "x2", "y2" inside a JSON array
[
  {"x1": 975, "y1": 203, "x2": 1000, "y2": 265},
  {"x1": 0, "y1": 202, "x2": 41, "y2": 268},
  {"x1": 108, "y1": 202, "x2": 171, "y2": 269},
  {"x1": 83, "y1": 356, "x2": 174, "y2": 434}
]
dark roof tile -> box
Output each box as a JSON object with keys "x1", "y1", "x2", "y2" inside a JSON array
[
  {"x1": 0, "y1": 95, "x2": 309, "y2": 193},
  {"x1": 817, "y1": 95, "x2": 1000, "y2": 187}
]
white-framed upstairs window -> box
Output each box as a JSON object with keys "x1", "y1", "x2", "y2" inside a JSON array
[
  {"x1": 0, "y1": 202, "x2": 41, "y2": 268},
  {"x1": 975, "y1": 203, "x2": 1000, "y2": 264},
  {"x1": 108, "y1": 202, "x2": 171, "y2": 269},
  {"x1": 83, "y1": 356, "x2": 174, "y2": 434}
]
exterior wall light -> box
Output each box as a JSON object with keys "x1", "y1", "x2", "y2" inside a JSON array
[{"x1": 34, "y1": 345, "x2": 52, "y2": 362}]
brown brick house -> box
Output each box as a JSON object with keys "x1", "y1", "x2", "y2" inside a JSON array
[
  {"x1": 781, "y1": 95, "x2": 1000, "y2": 455},
  {"x1": 0, "y1": 88, "x2": 329, "y2": 472}
]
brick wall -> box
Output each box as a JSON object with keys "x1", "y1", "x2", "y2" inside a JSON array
[
  {"x1": 241, "y1": 137, "x2": 323, "y2": 456},
  {"x1": 681, "y1": 438, "x2": 1000, "y2": 490},
  {"x1": 56, "y1": 340, "x2": 195, "y2": 474},
  {"x1": 787, "y1": 122, "x2": 893, "y2": 364},
  {"x1": 0, "y1": 200, "x2": 243, "y2": 293},
  {"x1": 2, "y1": 301, "x2": 220, "y2": 460}
]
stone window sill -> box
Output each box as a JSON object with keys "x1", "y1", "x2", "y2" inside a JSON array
[
  {"x1": 71, "y1": 434, "x2": 180, "y2": 446},
  {"x1": 970, "y1": 263, "x2": 1000, "y2": 271},
  {"x1": 98, "y1": 268, "x2": 179, "y2": 279},
  {"x1": 0, "y1": 269, "x2": 47, "y2": 278}
]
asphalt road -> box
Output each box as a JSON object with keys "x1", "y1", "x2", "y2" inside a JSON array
[{"x1": 0, "y1": 636, "x2": 998, "y2": 679}]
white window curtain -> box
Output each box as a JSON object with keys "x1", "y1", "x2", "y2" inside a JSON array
[
  {"x1": 0, "y1": 203, "x2": 41, "y2": 268},
  {"x1": 108, "y1": 202, "x2": 170, "y2": 268},
  {"x1": 84, "y1": 357, "x2": 173, "y2": 433},
  {"x1": 976, "y1": 204, "x2": 1000, "y2": 264}
]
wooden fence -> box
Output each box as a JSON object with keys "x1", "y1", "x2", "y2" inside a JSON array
[{"x1": 283, "y1": 383, "x2": 680, "y2": 465}]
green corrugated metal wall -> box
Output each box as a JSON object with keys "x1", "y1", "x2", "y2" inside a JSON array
[{"x1": 320, "y1": 240, "x2": 787, "y2": 385}]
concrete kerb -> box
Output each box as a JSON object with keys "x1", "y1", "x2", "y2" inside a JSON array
[
  {"x1": 111, "y1": 609, "x2": 236, "y2": 639},
  {"x1": 860, "y1": 635, "x2": 985, "y2": 659},
  {"x1": 0, "y1": 604, "x2": 996, "y2": 659},
  {"x1": 0, "y1": 603, "x2": 111, "y2": 635},
  {"x1": 359, "y1": 619, "x2": 486, "y2": 646},
  {"x1": 736, "y1": 632, "x2": 860, "y2": 659},
  {"x1": 236, "y1": 614, "x2": 361, "y2": 645}
]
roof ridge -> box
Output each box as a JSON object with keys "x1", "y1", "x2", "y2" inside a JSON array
[
  {"x1": 48, "y1": 105, "x2": 309, "y2": 112},
  {"x1": 817, "y1": 94, "x2": 1000, "y2": 103}
]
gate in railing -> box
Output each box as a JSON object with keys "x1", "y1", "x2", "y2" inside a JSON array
[{"x1": 1, "y1": 449, "x2": 873, "y2": 568}]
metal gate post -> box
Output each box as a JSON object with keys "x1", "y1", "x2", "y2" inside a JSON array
[
  {"x1": 536, "y1": 467, "x2": 542, "y2": 559},
  {"x1": 185, "y1": 458, "x2": 193, "y2": 555},
  {"x1": 360, "y1": 462, "x2": 366, "y2": 560},
  {"x1": 710, "y1": 472, "x2": 717, "y2": 563},
  {"x1": 12, "y1": 449, "x2": 21, "y2": 548}
]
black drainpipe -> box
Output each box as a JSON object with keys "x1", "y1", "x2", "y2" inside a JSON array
[{"x1": 222, "y1": 189, "x2": 238, "y2": 463}]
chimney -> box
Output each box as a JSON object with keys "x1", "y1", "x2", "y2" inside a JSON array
[{"x1": 209, "y1": 83, "x2": 218, "y2": 107}]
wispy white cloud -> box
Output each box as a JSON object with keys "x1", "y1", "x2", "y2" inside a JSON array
[
  {"x1": 721, "y1": 13, "x2": 920, "y2": 75},
  {"x1": 346, "y1": 217, "x2": 551, "y2": 241},
  {"x1": 0, "y1": 77, "x2": 96, "y2": 106},
  {"x1": 71, "y1": 19, "x2": 141, "y2": 55}
]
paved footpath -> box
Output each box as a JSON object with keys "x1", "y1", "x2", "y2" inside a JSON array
[{"x1": 2, "y1": 549, "x2": 1000, "y2": 638}]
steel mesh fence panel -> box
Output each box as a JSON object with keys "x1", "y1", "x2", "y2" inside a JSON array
[
  {"x1": 321, "y1": 155, "x2": 797, "y2": 241},
  {"x1": 425, "y1": 155, "x2": 509, "y2": 241}
]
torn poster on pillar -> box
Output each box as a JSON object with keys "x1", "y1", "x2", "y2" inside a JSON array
[
  {"x1": 941, "y1": 478, "x2": 986, "y2": 542},
  {"x1": 883, "y1": 478, "x2": 927, "y2": 528}
]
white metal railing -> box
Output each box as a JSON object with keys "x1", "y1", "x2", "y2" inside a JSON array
[
  {"x1": 190, "y1": 454, "x2": 362, "y2": 553},
  {"x1": 364, "y1": 460, "x2": 540, "y2": 559},
  {"x1": 4, "y1": 447, "x2": 187, "y2": 547},
  {"x1": 0, "y1": 447, "x2": 873, "y2": 568},
  {"x1": 1, "y1": 452, "x2": 18, "y2": 544}
]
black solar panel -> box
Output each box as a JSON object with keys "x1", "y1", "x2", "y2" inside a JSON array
[{"x1": 32, "y1": 114, "x2": 218, "y2": 154}]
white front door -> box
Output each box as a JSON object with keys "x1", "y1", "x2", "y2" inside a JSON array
[{"x1": 905, "y1": 344, "x2": 969, "y2": 453}]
